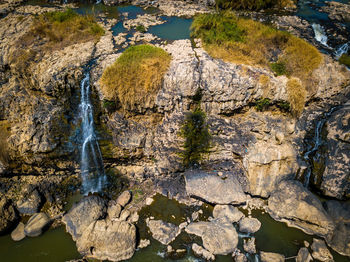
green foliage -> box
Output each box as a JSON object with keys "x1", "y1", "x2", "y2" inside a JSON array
[
  {"x1": 276, "y1": 101, "x2": 290, "y2": 112},
  {"x1": 270, "y1": 61, "x2": 287, "y2": 76},
  {"x1": 255, "y1": 98, "x2": 271, "y2": 111},
  {"x1": 179, "y1": 107, "x2": 211, "y2": 167},
  {"x1": 103, "y1": 99, "x2": 116, "y2": 113},
  {"x1": 135, "y1": 24, "x2": 146, "y2": 33},
  {"x1": 215, "y1": 0, "x2": 295, "y2": 10},
  {"x1": 100, "y1": 45, "x2": 171, "y2": 112},
  {"x1": 191, "y1": 13, "x2": 244, "y2": 44},
  {"x1": 44, "y1": 8, "x2": 78, "y2": 23},
  {"x1": 339, "y1": 54, "x2": 350, "y2": 67}
]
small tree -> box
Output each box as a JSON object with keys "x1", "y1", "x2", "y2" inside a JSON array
[{"x1": 179, "y1": 107, "x2": 211, "y2": 167}]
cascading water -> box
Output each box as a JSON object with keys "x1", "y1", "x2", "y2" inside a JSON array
[
  {"x1": 79, "y1": 72, "x2": 107, "y2": 194},
  {"x1": 334, "y1": 42, "x2": 349, "y2": 59},
  {"x1": 302, "y1": 107, "x2": 337, "y2": 187},
  {"x1": 311, "y1": 23, "x2": 329, "y2": 47}
]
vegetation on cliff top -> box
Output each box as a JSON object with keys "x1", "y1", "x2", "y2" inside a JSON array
[
  {"x1": 100, "y1": 45, "x2": 171, "y2": 112},
  {"x1": 215, "y1": 0, "x2": 296, "y2": 10},
  {"x1": 339, "y1": 54, "x2": 350, "y2": 67}
]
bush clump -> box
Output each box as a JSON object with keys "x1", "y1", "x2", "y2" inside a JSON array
[
  {"x1": 270, "y1": 61, "x2": 287, "y2": 76},
  {"x1": 286, "y1": 78, "x2": 307, "y2": 116},
  {"x1": 100, "y1": 45, "x2": 171, "y2": 112},
  {"x1": 179, "y1": 107, "x2": 211, "y2": 167},
  {"x1": 191, "y1": 12, "x2": 322, "y2": 84},
  {"x1": 215, "y1": 0, "x2": 295, "y2": 10},
  {"x1": 339, "y1": 54, "x2": 350, "y2": 67},
  {"x1": 255, "y1": 98, "x2": 271, "y2": 111}
]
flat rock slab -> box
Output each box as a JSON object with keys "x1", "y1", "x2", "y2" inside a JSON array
[
  {"x1": 147, "y1": 219, "x2": 181, "y2": 245},
  {"x1": 11, "y1": 222, "x2": 25, "y2": 241},
  {"x1": 185, "y1": 170, "x2": 247, "y2": 205},
  {"x1": 186, "y1": 218, "x2": 238, "y2": 255},
  {"x1": 24, "y1": 212, "x2": 50, "y2": 237},
  {"x1": 62, "y1": 196, "x2": 107, "y2": 241},
  {"x1": 213, "y1": 205, "x2": 244, "y2": 223},
  {"x1": 77, "y1": 219, "x2": 136, "y2": 262},
  {"x1": 260, "y1": 251, "x2": 285, "y2": 262}
]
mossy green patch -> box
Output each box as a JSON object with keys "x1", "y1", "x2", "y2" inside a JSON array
[{"x1": 339, "y1": 54, "x2": 350, "y2": 67}]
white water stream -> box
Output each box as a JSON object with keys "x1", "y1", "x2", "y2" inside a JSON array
[
  {"x1": 311, "y1": 23, "x2": 329, "y2": 47},
  {"x1": 79, "y1": 72, "x2": 106, "y2": 194}
]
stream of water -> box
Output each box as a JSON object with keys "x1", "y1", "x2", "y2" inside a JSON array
[{"x1": 79, "y1": 72, "x2": 106, "y2": 194}]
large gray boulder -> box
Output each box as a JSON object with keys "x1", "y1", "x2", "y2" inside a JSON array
[
  {"x1": 267, "y1": 180, "x2": 334, "y2": 237},
  {"x1": 146, "y1": 219, "x2": 181, "y2": 245},
  {"x1": 239, "y1": 217, "x2": 261, "y2": 234},
  {"x1": 186, "y1": 218, "x2": 238, "y2": 255},
  {"x1": 116, "y1": 191, "x2": 131, "y2": 207},
  {"x1": 24, "y1": 212, "x2": 50, "y2": 237},
  {"x1": 213, "y1": 205, "x2": 244, "y2": 223},
  {"x1": 185, "y1": 171, "x2": 247, "y2": 205},
  {"x1": 62, "y1": 196, "x2": 107, "y2": 241},
  {"x1": 76, "y1": 219, "x2": 136, "y2": 262},
  {"x1": 0, "y1": 194, "x2": 18, "y2": 234}
]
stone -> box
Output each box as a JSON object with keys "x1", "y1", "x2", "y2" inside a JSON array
[
  {"x1": 185, "y1": 218, "x2": 238, "y2": 255},
  {"x1": 116, "y1": 191, "x2": 131, "y2": 207},
  {"x1": 145, "y1": 197, "x2": 154, "y2": 205},
  {"x1": 62, "y1": 196, "x2": 107, "y2": 241},
  {"x1": 192, "y1": 243, "x2": 215, "y2": 261},
  {"x1": 321, "y1": 2, "x2": 350, "y2": 23},
  {"x1": 311, "y1": 239, "x2": 334, "y2": 262},
  {"x1": 147, "y1": 219, "x2": 181, "y2": 245},
  {"x1": 213, "y1": 205, "x2": 244, "y2": 223},
  {"x1": 296, "y1": 247, "x2": 312, "y2": 262},
  {"x1": 239, "y1": 217, "x2": 261, "y2": 234},
  {"x1": 128, "y1": 212, "x2": 139, "y2": 223},
  {"x1": 243, "y1": 237, "x2": 256, "y2": 254},
  {"x1": 243, "y1": 141, "x2": 298, "y2": 198},
  {"x1": 24, "y1": 212, "x2": 50, "y2": 237},
  {"x1": 0, "y1": 194, "x2": 18, "y2": 234},
  {"x1": 267, "y1": 180, "x2": 334, "y2": 237},
  {"x1": 138, "y1": 239, "x2": 150, "y2": 249},
  {"x1": 119, "y1": 209, "x2": 130, "y2": 221},
  {"x1": 11, "y1": 222, "x2": 25, "y2": 241},
  {"x1": 260, "y1": 251, "x2": 285, "y2": 262},
  {"x1": 16, "y1": 189, "x2": 42, "y2": 215},
  {"x1": 324, "y1": 200, "x2": 350, "y2": 256},
  {"x1": 185, "y1": 170, "x2": 247, "y2": 205},
  {"x1": 232, "y1": 249, "x2": 248, "y2": 262},
  {"x1": 167, "y1": 245, "x2": 173, "y2": 253},
  {"x1": 76, "y1": 219, "x2": 136, "y2": 262},
  {"x1": 107, "y1": 201, "x2": 122, "y2": 220}
]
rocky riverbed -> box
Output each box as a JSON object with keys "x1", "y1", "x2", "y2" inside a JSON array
[{"x1": 0, "y1": 0, "x2": 350, "y2": 261}]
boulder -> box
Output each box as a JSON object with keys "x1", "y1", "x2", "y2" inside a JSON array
[
  {"x1": 116, "y1": 191, "x2": 131, "y2": 207},
  {"x1": 232, "y1": 249, "x2": 248, "y2": 262},
  {"x1": 296, "y1": 247, "x2": 312, "y2": 262},
  {"x1": 11, "y1": 222, "x2": 25, "y2": 241},
  {"x1": 107, "y1": 201, "x2": 122, "y2": 220},
  {"x1": 239, "y1": 217, "x2": 261, "y2": 234},
  {"x1": 192, "y1": 243, "x2": 215, "y2": 261},
  {"x1": 119, "y1": 209, "x2": 130, "y2": 221},
  {"x1": 0, "y1": 194, "x2": 18, "y2": 234},
  {"x1": 260, "y1": 251, "x2": 285, "y2": 262},
  {"x1": 243, "y1": 237, "x2": 256, "y2": 254},
  {"x1": 311, "y1": 239, "x2": 334, "y2": 262},
  {"x1": 243, "y1": 141, "x2": 298, "y2": 198},
  {"x1": 24, "y1": 212, "x2": 50, "y2": 237},
  {"x1": 324, "y1": 200, "x2": 350, "y2": 256},
  {"x1": 147, "y1": 219, "x2": 181, "y2": 245},
  {"x1": 62, "y1": 196, "x2": 107, "y2": 241},
  {"x1": 76, "y1": 219, "x2": 136, "y2": 262},
  {"x1": 185, "y1": 218, "x2": 238, "y2": 255},
  {"x1": 267, "y1": 180, "x2": 334, "y2": 237},
  {"x1": 185, "y1": 170, "x2": 247, "y2": 205},
  {"x1": 138, "y1": 239, "x2": 150, "y2": 249},
  {"x1": 16, "y1": 189, "x2": 42, "y2": 215},
  {"x1": 213, "y1": 205, "x2": 244, "y2": 223}
]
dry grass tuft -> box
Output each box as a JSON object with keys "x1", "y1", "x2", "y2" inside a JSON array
[
  {"x1": 100, "y1": 45, "x2": 171, "y2": 112},
  {"x1": 0, "y1": 121, "x2": 10, "y2": 166},
  {"x1": 286, "y1": 77, "x2": 307, "y2": 116}
]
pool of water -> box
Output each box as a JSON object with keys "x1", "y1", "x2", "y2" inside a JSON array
[
  {"x1": 0, "y1": 226, "x2": 80, "y2": 262},
  {"x1": 148, "y1": 17, "x2": 193, "y2": 40}
]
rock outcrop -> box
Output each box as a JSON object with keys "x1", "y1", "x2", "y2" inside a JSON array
[
  {"x1": 267, "y1": 180, "x2": 334, "y2": 237},
  {"x1": 0, "y1": 194, "x2": 18, "y2": 234},
  {"x1": 146, "y1": 219, "x2": 181, "y2": 245},
  {"x1": 311, "y1": 238, "x2": 334, "y2": 262}
]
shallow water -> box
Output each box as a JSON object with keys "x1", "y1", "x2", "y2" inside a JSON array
[{"x1": 148, "y1": 17, "x2": 193, "y2": 40}]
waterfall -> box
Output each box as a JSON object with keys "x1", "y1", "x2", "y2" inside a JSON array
[
  {"x1": 311, "y1": 23, "x2": 328, "y2": 47},
  {"x1": 334, "y1": 42, "x2": 349, "y2": 59},
  {"x1": 79, "y1": 72, "x2": 106, "y2": 195}
]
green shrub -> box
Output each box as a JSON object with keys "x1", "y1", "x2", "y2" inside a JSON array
[
  {"x1": 100, "y1": 45, "x2": 171, "y2": 112},
  {"x1": 179, "y1": 107, "x2": 211, "y2": 167},
  {"x1": 339, "y1": 54, "x2": 350, "y2": 67},
  {"x1": 215, "y1": 0, "x2": 295, "y2": 10},
  {"x1": 270, "y1": 61, "x2": 287, "y2": 76},
  {"x1": 255, "y1": 98, "x2": 271, "y2": 111},
  {"x1": 135, "y1": 24, "x2": 146, "y2": 33},
  {"x1": 276, "y1": 101, "x2": 290, "y2": 112},
  {"x1": 103, "y1": 99, "x2": 117, "y2": 113}
]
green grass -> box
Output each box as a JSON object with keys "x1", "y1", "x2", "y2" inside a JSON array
[
  {"x1": 179, "y1": 107, "x2": 211, "y2": 167},
  {"x1": 215, "y1": 0, "x2": 295, "y2": 10},
  {"x1": 135, "y1": 24, "x2": 146, "y2": 33},
  {"x1": 100, "y1": 45, "x2": 171, "y2": 112},
  {"x1": 270, "y1": 61, "x2": 287, "y2": 76},
  {"x1": 255, "y1": 98, "x2": 271, "y2": 111},
  {"x1": 339, "y1": 54, "x2": 350, "y2": 67}
]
